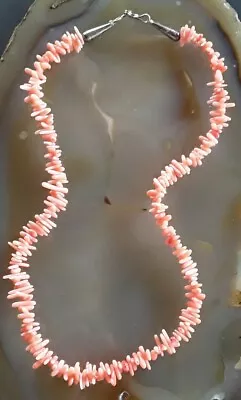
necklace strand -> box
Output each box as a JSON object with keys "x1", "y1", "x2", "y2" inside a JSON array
[{"x1": 4, "y1": 24, "x2": 234, "y2": 389}]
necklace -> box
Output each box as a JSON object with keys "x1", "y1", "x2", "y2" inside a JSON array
[{"x1": 4, "y1": 10, "x2": 235, "y2": 390}]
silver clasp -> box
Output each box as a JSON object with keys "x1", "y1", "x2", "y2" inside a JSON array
[{"x1": 83, "y1": 10, "x2": 180, "y2": 42}]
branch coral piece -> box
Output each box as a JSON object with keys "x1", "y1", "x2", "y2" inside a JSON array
[{"x1": 3, "y1": 25, "x2": 235, "y2": 390}]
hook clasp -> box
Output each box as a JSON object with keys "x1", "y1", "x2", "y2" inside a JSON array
[
  {"x1": 82, "y1": 10, "x2": 180, "y2": 42},
  {"x1": 124, "y1": 10, "x2": 153, "y2": 24}
]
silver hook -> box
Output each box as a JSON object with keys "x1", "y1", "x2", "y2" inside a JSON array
[{"x1": 124, "y1": 10, "x2": 152, "y2": 24}]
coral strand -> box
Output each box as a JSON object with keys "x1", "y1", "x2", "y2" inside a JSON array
[{"x1": 3, "y1": 25, "x2": 234, "y2": 390}]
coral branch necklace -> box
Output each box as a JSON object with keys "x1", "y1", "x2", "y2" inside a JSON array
[{"x1": 3, "y1": 10, "x2": 235, "y2": 390}]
